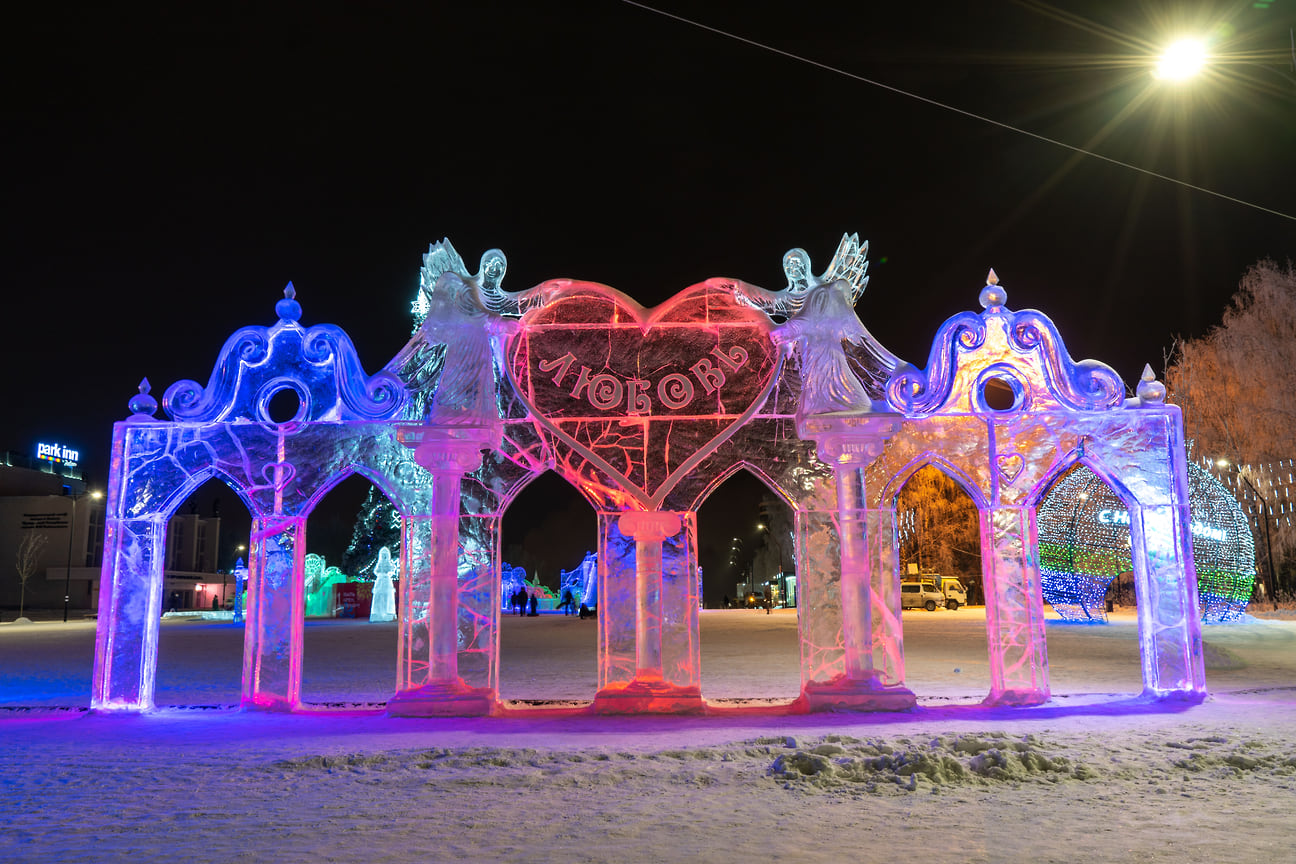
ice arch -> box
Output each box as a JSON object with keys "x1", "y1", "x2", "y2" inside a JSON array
[{"x1": 88, "y1": 241, "x2": 1204, "y2": 715}]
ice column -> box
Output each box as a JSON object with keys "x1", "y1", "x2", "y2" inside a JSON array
[
  {"x1": 981, "y1": 504, "x2": 1050, "y2": 705},
  {"x1": 91, "y1": 516, "x2": 166, "y2": 711},
  {"x1": 387, "y1": 424, "x2": 499, "y2": 716},
  {"x1": 593, "y1": 510, "x2": 702, "y2": 713},
  {"x1": 241, "y1": 516, "x2": 306, "y2": 710},
  {"x1": 1131, "y1": 503, "x2": 1207, "y2": 697},
  {"x1": 797, "y1": 414, "x2": 916, "y2": 711}
]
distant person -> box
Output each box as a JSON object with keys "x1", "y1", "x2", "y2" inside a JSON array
[
  {"x1": 558, "y1": 587, "x2": 575, "y2": 616},
  {"x1": 579, "y1": 603, "x2": 593, "y2": 619},
  {"x1": 527, "y1": 595, "x2": 539, "y2": 617},
  {"x1": 722, "y1": 594, "x2": 730, "y2": 609}
]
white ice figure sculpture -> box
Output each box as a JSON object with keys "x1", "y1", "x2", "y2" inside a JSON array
[{"x1": 371, "y1": 546, "x2": 397, "y2": 623}]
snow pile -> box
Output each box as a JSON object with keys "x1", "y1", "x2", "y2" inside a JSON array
[{"x1": 770, "y1": 732, "x2": 1097, "y2": 792}]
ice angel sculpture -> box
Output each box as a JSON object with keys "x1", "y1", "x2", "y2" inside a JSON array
[
  {"x1": 391, "y1": 239, "x2": 544, "y2": 421},
  {"x1": 410, "y1": 238, "x2": 545, "y2": 328},
  {"x1": 731, "y1": 232, "x2": 870, "y2": 319},
  {"x1": 772, "y1": 279, "x2": 879, "y2": 415}
]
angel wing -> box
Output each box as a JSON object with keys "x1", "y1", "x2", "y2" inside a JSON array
[
  {"x1": 411, "y1": 239, "x2": 472, "y2": 333},
  {"x1": 821, "y1": 233, "x2": 870, "y2": 303},
  {"x1": 731, "y1": 234, "x2": 870, "y2": 319}
]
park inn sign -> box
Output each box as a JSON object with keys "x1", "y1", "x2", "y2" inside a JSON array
[{"x1": 86, "y1": 235, "x2": 1208, "y2": 717}]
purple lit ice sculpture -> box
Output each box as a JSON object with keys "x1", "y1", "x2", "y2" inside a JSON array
[
  {"x1": 92, "y1": 285, "x2": 411, "y2": 711},
  {"x1": 89, "y1": 236, "x2": 1206, "y2": 715},
  {"x1": 874, "y1": 274, "x2": 1203, "y2": 702}
]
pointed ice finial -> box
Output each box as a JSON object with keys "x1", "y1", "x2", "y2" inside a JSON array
[
  {"x1": 1135, "y1": 363, "x2": 1166, "y2": 404},
  {"x1": 979, "y1": 268, "x2": 1007, "y2": 309},
  {"x1": 276, "y1": 281, "x2": 302, "y2": 322},
  {"x1": 127, "y1": 377, "x2": 158, "y2": 421}
]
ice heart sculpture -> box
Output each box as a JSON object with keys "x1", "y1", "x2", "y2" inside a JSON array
[{"x1": 507, "y1": 279, "x2": 780, "y2": 509}]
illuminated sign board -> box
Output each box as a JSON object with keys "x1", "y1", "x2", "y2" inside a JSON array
[
  {"x1": 1096, "y1": 508, "x2": 1227, "y2": 543},
  {"x1": 36, "y1": 442, "x2": 79, "y2": 467}
]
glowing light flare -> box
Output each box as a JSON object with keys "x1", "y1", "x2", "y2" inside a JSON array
[{"x1": 1155, "y1": 39, "x2": 1208, "y2": 81}]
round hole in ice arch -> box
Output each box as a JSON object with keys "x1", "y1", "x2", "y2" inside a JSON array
[
  {"x1": 264, "y1": 386, "x2": 303, "y2": 423},
  {"x1": 981, "y1": 377, "x2": 1019, "y2": 412}
]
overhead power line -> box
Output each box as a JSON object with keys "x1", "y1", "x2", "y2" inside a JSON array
[{"x1": 620, "y1": 1, "x2": 1296, "y2": 223}]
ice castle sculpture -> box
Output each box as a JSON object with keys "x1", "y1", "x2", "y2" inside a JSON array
[
  {"x1": 560, "y1": 551, "x2": 599, "y2": 610},
  {"x1": 89, "y1": 238, "x2": 1206, "y2": 715}
]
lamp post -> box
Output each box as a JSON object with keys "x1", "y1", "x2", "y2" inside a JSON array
[
  {"x1": 729, "y1": 536, "x2": 745, "y2": 605},
  {"x1": 1239, "y1": 475, "x2": 1277, "y2": 610},
  {"x1": 756, "y1": 522, "x2": 788, "y2": 608},
  {"x1": 223, "y1": 543, "x2": 246, "y2": 612},
  {"x1": 1217, "y1": 459, "x2": 1277, "y2": 610},
  {"x1": 62, "y1": 489, "x2": 102, "y2": 623}
]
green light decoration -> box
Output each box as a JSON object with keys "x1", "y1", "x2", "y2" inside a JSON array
[{"x1": 1038, "y1": 461, "x2": 1255, "y2": 623}]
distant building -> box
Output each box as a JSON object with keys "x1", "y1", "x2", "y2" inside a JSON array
[
  {"x1": 1, "y1": 450, "x2": 225, "y2": 615},
  {"x1": 0, "y1": 451, "x2": 102, "y2": 614}
]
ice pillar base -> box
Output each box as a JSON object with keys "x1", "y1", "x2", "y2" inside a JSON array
[
  {"x1": 386, "y1": 681, "x2": 494, "y2": 717},
  {"x1": 593, "y1": 677, "x2": 704, "y2": 715},
  {"x1": 802, "y1": 677, "x2": 916, "y2": 713}
]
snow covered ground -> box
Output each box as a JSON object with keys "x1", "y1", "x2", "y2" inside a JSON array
[{"x1": 3, "y1": 608, "x2": 1294, "y2": 863}]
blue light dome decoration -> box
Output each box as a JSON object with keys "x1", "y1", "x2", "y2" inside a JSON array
[{"x1": 1038, "y1": 461, "x2": 1255, "y2": 623}]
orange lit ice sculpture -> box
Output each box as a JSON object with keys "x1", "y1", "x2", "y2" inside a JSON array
[{"x1": 91, "y1": 237, "x2": 1206, "y2": 714}]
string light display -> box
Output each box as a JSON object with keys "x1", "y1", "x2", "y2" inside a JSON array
[{"x1": 1038, "y1": 462, "x2": 1255, "y2": 623}]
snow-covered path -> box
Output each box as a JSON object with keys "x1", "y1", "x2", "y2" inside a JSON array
[{"x1": 3, "y1": 610, "x2": 1294, "y2": 863}]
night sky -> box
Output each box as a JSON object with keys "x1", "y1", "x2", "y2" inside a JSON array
[{"x1": 6, "y1": 2, "x2": 1293, "y2": 596}]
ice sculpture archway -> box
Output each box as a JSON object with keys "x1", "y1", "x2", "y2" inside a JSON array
[{"x1": 88, "y1": 241, "x2": 1206, "y2": 715}]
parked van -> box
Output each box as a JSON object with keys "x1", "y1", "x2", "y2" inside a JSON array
[
  {"x1": 908, "y1": 573, "x2": 968, "y2": 610},
  {"x1": 900, "y1": 581, "x2": 945, "y2": 611}
]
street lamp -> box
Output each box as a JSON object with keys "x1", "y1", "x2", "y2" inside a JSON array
[
  {"x1": 222, "y1": 543, "x2": 246, "y2": 612},
  {"x1": 62, "y1": 489, "x2": 103, "y2": 622},
  {"x1": 756, "y1": 522, "x2": 790, "y2": 608}
]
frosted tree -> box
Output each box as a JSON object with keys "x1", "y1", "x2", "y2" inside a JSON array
[
  {"x1": 1166, "y1": 259, "x2": 1296, "y2": 596},
  {"x1": 1167, "y1": 259, "x2": 1296, "y2": 465},
  {"x1": 341, "y1": 487, "x2": 401, "y2": 581},
  {"x1": 14, "y1": 530, "x2": 49, "y2": 620},
  {"x1": 896, "y1": 465, "x2": 981, "y2": 587}
]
